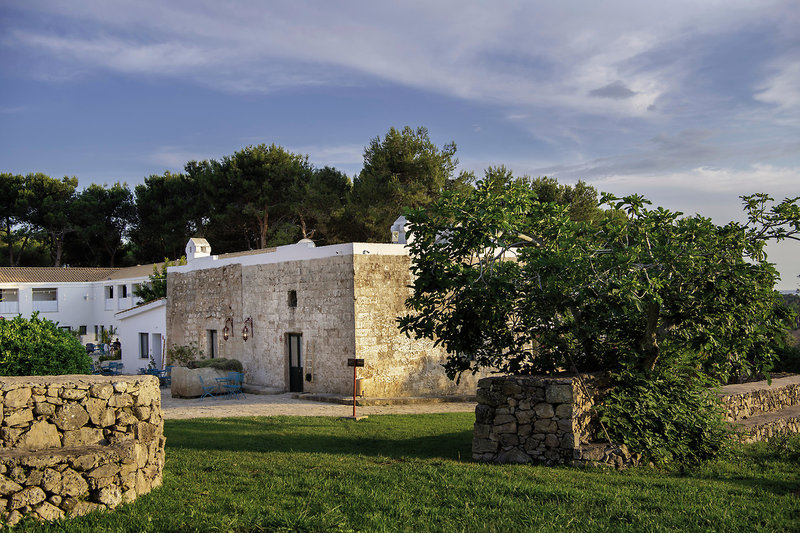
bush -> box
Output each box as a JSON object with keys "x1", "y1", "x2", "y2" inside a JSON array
[
  {"x1": 188, "y1": 358, "x2": 243, "y2": 372},
  {"x1": 0, "y1": 314, "x2": 92, "y2": 375},
  {"x1": 166, "y1": 343, "x2": 201, "y2": 366},
  {"x1": 599, "y1": 369, "x2": 732, "y2": 464}
]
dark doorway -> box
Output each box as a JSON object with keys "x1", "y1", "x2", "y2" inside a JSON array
[{"x1": 288, "y1": 333, "x2": 303, "y2": 393}]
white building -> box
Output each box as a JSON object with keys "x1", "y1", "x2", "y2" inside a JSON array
[
  {"x1": 0, "y1": 264, "x2": 156, "y2": 347},
  {"x1": 116, "y1": 298, "x2": 167, "y2": 374}
]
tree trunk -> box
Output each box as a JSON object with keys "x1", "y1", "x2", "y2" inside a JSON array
[
  {"x1": 640, "y1": 301, "x2": 660, "y2": 372},
  {"x1": 257, "y1": 204, "x2": 269, "y2": 249}
]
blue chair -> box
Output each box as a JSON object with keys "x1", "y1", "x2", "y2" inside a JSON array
[
  {"x1": 224, "y1": 372, "x2": 245, "y2": 399},
  {"x1": 198, "y1": 375, "x2": 216, "y2": 400},
  {"x1": 164, "y1": 366, "x2": 173, "y2": 386}
]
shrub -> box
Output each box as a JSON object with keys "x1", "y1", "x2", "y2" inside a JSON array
[
  {"x1": 166, "y1": 342, "x2": 201, "y2": 366},
  {"x1": 188, "y1": 358, "x2": 243, "y2": 372},
  {"x1": 0, "y1": 314, "x2": 92, "y2": 375},
  {"x1": 599, "y1": 369, "x2": 732, "y2": 464}
]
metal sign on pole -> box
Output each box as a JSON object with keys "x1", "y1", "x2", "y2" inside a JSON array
[{"x1": 341, "y1": 358, "x2": 367, "y2": 421}]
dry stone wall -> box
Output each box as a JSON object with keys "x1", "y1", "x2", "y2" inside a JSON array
[
  {"x1": 0, "y1": 375, "x2": 164, "y2": 525},
  {"x1": 475, "y1": 374, "x2": 800, "y2": 467},
  {"x1": 719, "y1": 375, "x2": 800, "y2": 443},
  {"x1": 471, "y1": 374, "x2": 630, "y2": 467}
]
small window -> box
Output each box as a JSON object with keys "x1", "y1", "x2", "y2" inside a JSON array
[
  {"x1": 288, "y1": 290, "x2": 298, "y2": 308},
  {"x1": 60, "y1": 326, "x2": 71, "y2": 332},
  {"x1": 94, "y1": 325, "x2": 99, "y2": 337},
  {"x1": 139, "y1": 333, "x2": 149, "y2": 359},
  {"x1": 0, "y1": 289, "x2": 19, "y2": 302},
  {"x1": 79, "y1": 325, "x2": 87, "y2": 335},
  {"x1": 120, "y1": 285, "x2": 128, "y2": 298},
  {"x1": 106, "y1": 286, "x2": 114, "y2": 299},
  {"x1": 207, "y1": 329, "x2": 218, "y2": 358}
]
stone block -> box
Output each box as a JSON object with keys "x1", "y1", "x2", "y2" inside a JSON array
[
  {"x1": 62, "y1": 427, "x2": 105, "y2": 447},
  {"x1": 5, "y1": 408, "x2": 34, "y2": 427},
  {"x1": 474, "y1": 404, "x2": 495, "y2": 424},
  {"x1": 35, "y1": 501, "x2": 65, "y2": 521},
  {"x1": 42, "y1": 469, "x2": 62, "y2": 493},
  {"x1": 544, "y1": 434, "x2": 560, "y2": 448},
  {"x1": 9, "y1": 486, "x2": 46, "y2": 509},
  {"x1": 555, "y1": 403, "x2": 573, "y2": 418},
  {"x1": 0, "y1": 475, "x2": 23, "y2": 496},
  {"x1": 34, "y1": 402, "x2": 56, "y2": 416},
  {"x1": 55, "y1": 403, "x2": 90, "y2": 431},
  {"x1": 533, "y1": 402, "x2": 555, "y2": 418},
  {"x1": 496, "y1": 448, "x2": 531, "y2": 464},
  {"x1": 533, "y1": 419, "x2": 557, "y2": 433},
  {"x1": 515, "y1": 410, "x2": 533, "y2": 425},
  {"x1": 546, "y1": 384, "x2": 573, "y2": 404},
  {"x1": 499, "y1": 433, "x2": 519, "y2": 447},
  {"x1": 60, "y1": 389, "x2": 87, "y2": 401},
  {"x1": 18, "y1": 421, "x2": 61, "y2": 450},
  {"x1": 61, "y1": 469, "x2": 89, "y2": 498},
  {"x1": 5, "y1": 388, "x2": 32, "y2": 409},
  {"x1": 472, "y1": 438, "x2": 498, "y2": 454},
  {"x1": 494, "y1": 421, "x2": 517, "y2": 434},
  {"x1": 90, "y1": 383, "x2": 114, "y2": 400}
]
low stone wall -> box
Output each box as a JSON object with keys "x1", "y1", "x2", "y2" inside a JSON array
[
  {"x1": 472, "y1": 374, "x2": 624, "y2": 466},
  {"x1": 719, "y1": 375, "x2": 800, "y2": 443},
  {"x1": 475, "y1": 374, "x2": 800, "y2": 467},
  {"x1": 0, "y1": 375, "x2": 165, "y2": 525},
  {"x1": 719, "y1": 375, "x2": 800, "y2": 420}
]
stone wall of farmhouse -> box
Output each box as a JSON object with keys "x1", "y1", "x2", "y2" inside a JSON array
[
  {"x1": 168, "y1": 256, "x2": 357, "y2": 394},
  {"x1": 167, "y1": 263, "x2": 244, "y2": 357},
  {"x1": 352, "y1": 254, "x2": 482, "y2": 397},
  {"x1": 0, "y1": 375, "x2": 164, "y2": 525}
]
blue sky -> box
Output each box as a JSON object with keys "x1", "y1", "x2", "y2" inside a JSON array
[{"x1": 1, "y1": 1, "x2": 798, "y2": 289}]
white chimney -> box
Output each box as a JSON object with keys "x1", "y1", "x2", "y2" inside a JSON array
[
  {"x1": 185, "y1": 238, "x2": 211, "y2": 262},
  {"x1": 390, "y1": 216, "x2": 412, "y2": 245}
]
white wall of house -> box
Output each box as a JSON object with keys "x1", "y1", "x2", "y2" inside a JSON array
[
  {"x1": 0, "y1": 277, "x2": 148, "y2": 343},
  {"x1": 117, "y1": 299, "x2": 167, "y2": 373}
]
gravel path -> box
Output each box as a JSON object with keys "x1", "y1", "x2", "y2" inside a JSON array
[{"x1": 161, "y1": 390, "x2": 476, "y2": 419}]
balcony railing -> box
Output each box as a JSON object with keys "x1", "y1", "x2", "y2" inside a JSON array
[
  {"x1": 0, "y1": 301, "x2": 19, "y2": 314},
  {"x1": 32, "y1": 300, "x2": 58, "y2": 313}
]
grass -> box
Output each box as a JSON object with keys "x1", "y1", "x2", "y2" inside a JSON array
[{"x1": 10, "y1": 413, "x2": 800, "y2": 532}]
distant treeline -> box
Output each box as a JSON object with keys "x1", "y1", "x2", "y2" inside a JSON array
[{"x1": 1, "y1": 126, "x2": 601, "y2": 268}]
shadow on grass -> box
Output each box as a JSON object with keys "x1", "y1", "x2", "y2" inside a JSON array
[{"x1": 164, "y1": 414, "x2": 474, "y2": 461}]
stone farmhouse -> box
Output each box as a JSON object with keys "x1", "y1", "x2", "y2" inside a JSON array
[{"x1": 167, "y1": 227, "x2": 481, "y2": 398}]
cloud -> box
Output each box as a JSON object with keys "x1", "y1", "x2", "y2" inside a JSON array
[
  {"x1": 755, "y1": 58, "x2": 800, "y2": 113},
  {"x1": 6, "y1": 0, "x2": 794, "y2": 121},
  {"x1": 589, "y1": 80, "x2": 637, "y2": 99}
]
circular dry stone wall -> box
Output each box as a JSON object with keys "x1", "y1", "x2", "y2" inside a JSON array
[{"x1": 0, "y1": 375, "x2": 165, "y2": 526}]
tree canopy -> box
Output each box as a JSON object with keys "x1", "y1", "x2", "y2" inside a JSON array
[
  {"x1": 349, "y1": 126, "x2": 466, "y2": 241},
  {"x1": 399, "y1": 172, "x2": 800, "y2": 462}
]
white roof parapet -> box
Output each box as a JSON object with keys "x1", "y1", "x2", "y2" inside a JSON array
[{"x1": 169, "y1": 241, "x2": 408, "y2": 274}]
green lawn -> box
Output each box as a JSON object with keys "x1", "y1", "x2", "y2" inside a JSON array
[{"x1": 12, "y1": 413, "x2": 800, "y2": 532}]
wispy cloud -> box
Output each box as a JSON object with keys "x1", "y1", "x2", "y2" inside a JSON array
[{"x1": 6, "y1": 0, "x2": 796, "y2": 122}]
